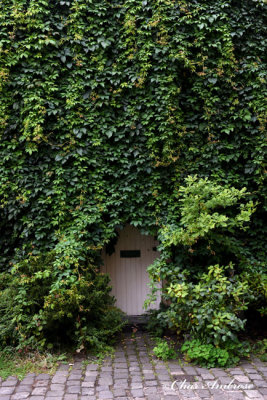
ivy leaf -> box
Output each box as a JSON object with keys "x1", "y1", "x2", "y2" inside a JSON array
[
  {"x1": 100, "y1": 40, "x2": 111, "y2": 49},
  {"x1": 208, "y1": 78, "x2": 217, "y2": 84},
  {"x1": 83, "y1": 91, "x2": 91, "y2": 100},
  {"x1": 106, "y1": 130, "x2": 113, "y2": 138},
  {"x1": 244, "y1": 112, "x2": 252, "y2": 121}
]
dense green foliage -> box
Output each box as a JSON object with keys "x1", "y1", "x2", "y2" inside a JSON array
[
  {"x1": 0, "y1": 247, "x2": 125, "y2": 350},
  {"x1": 148, "y1": 177, "x2": 266, "y2": 364},
  {"x1": 153, "y1": 338, "x2": 177, "y2": 361},
  {"x1": 0, "y1": 0, "x2": 266, "y2": 352},
  {"x1": 253, "y1": 339, "x2": 267, "y2": 362},
  {"x1": 181, "y1": 339, "x2": 251, "y2": 368}
]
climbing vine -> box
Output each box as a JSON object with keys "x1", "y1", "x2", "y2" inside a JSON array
[{"x1": 0, "y1": 0, "x2": 266, "y2": 351}]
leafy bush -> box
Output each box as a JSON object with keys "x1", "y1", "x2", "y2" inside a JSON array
[
  {"x1": 160, "y1": 175, "x2": 256, "y2": 250},
  {"x1": 146, "y1": 306, "x2": 169, "y2": 337},
  {"x1": 181, "y1": 339, "x2": 251, "y2": 368},
  {"x1": 241, "y1": 269, "x2": 267, "y2": 316},
  {"x1": 153, "y1": 338, "x2": 177, "y2": 361},
  {"x1": 253, "y1": 339, "x2": 267, "y2": 362},
  {"x1": 0, "y1": 273, "x2": 17, "y2": 347},
  {"x1": 147, "y1": 177, "x2": 266, "y2": 365},
  {"x1": 165, "y1": 264, "x2": 254, "y2": 345},
  {"x1": 0, "y1": 237, "x2": 125, "y2": 351}
]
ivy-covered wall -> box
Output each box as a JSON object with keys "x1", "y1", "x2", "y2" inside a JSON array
[{"x1": 0, "y1": 0, "x2": 266, "y2": 267}]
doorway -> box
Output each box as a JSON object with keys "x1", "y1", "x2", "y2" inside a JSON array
[{"x1": 101, "y1": 225, "x2": 161, "y2": 315}]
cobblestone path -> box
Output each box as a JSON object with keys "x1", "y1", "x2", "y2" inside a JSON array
[{"x1": 0, "y1": 332, "x2": 266, "y2": 400}]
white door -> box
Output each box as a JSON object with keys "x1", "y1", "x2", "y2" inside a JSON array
[{"x1": 101, "y1": 225, "x2": 161, "y2": 315}]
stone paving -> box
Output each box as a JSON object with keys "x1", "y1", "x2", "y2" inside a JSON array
[{"x1": 0, "y1": 332, "x2": 266, "y2": 400}]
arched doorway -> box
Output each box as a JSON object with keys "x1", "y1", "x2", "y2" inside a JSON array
[{"x1": 101, "y1": 225, "x2": 161, "y2": 315}]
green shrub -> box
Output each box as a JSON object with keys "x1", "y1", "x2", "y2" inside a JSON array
[
  {"x1": 0, "y1": 274, "x2": 17, "y2": 347},
  {"x1": 165, "y1": 264, "x2": 254, "y2": 345},
  {"x1": 0, "y1": 237, "x2": 125, "y2": 351},
  {"x1": 241, "y1": 269, "x2": 267, "y2": 316},
  {"x1": 253, "y1": 339, "x2": 267, "y2": 362},
  {"x1": 181, "y1": 339, "x2": 251, "y2": 368},
  {"x1": 147, "y1": 177, "x2": 265, "y2": 365},
  {"x1": 146, "y1": 306, "x2": 169, "y2": 338},
  {"x1": 159, "y1": 176, "x2": 256, "y2": 251},
  {"x1": 153, "y1": 338, "x2": 177, "y2": 361},
  {"x1": 182, "y1": 340, "x2": 229, "y2": 368},
  {"x1": 181, "y1": 339, "x2": 250, "y2": 368}
]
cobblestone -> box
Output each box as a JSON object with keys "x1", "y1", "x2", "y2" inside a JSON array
[{"x1": 0, "y1": 332, "x2": 266, "y2": 400}]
